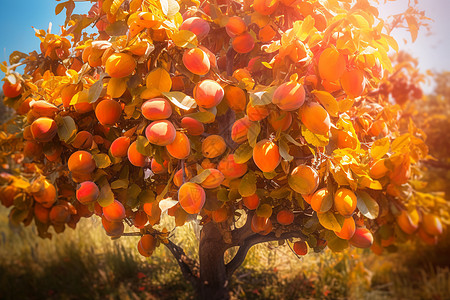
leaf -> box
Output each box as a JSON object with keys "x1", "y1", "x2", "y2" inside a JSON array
[
  {"x1": 301, "y1": 125, "x2": 329, "y2": 147},
  {"x1": 358, "y1": 175, "x2": 383, "y2": 190},
  {"x1": 318, "y1": 211, "x2": 343, "y2": 231},
  {"x1": 184, "y1": 110, "x2": 215, "y2": 123},
  {"x1": 162, "y1": 91, "x2": 197, "y2": 110},
  {"x1": 105, "y1": 20, "x2": 128, "y2": 36},
  {"x1": 370, "y1": 137, "x2": 390, "y2": 159},
  {"x1": 56, "y1": 115, "x2": 77, "y2": 143},
  {"x1": 283, "y1": 133, "x2": 303, "y2": 146},
  {"x1": 190, "y1": 169, "x2": 212, "y2": 184},
  {"x1": 93, "y1": 153, "x2": 112, "y2": 169},
  {"x1": 247, "y1": 121, "x2": 261, "y2": 147},
  {"x1": 146, "y1": 68, "x2": 172, "y2": 92},
  {"x1": 88, "y1": 73, "x2": 106, "y2": 103},
  {"x1": 12, "y1": 177, "x2": 30, "y2": 189},
  {"x1": 97, "y1": 183, "x2": 114, "y2": 207},
  {"x1": 356, "y1": 190, "x2": 379, "y2": 219},
  {"x1": 269, "y1": 186, "x2": 291, "y2": 199},
  {"x1": 392, "y1": 133, "x2": 410, "y2": 153},
  {"x1": 107, "y1": 77, "x2": 128, "y2": 98},
  {"x1": 311, "y1": 90, "x2": 339, "y2": 117},
  {"x1": 249, "y1": 87, "x2": 276, "y2": 106},
  {"x1": 382, "y1": 33, "x2": 399, "y2": 52},
  {"x1": 9, "y1": 208, "x2": 29, "y2": 226},
  {"x1": 172, "y1": 30, "x2": 198, "y2": 48},
  {"x1": 126, "y1": 183, "x2": 141, "y2": 208},
  {"x1": 160, "y1": 0, "x2": 169, "y2": 15},
  {"x1": 295, "y1": 16, "x2": 315, "y2": 41},
  {"x1": 234, "y1": 143, "x2": 253, "y2": 164},
  {"x1": 159, "y1": 198, "x2": 178, "y2": 213},
  {"x1": 111, "y1": 179, "x2": 129, "y2": 189},
  {"x1": 156, "y1": 171, "x2": 175, "y2": 201},
  {"x1": 327, "y1": 234, "x2": 349, "y2": 252},
  {"x1": 138, "y1": 190, "x2": 156, "y2": 204},
  {"x1": 405, "y1": 15, "x2": 419, "y2": 42},
  {"x1": 238, "y1": 171, "x2": 257, "y2": 197},
  {"x1": 279, "y1": 139, "x2": 293, "y2": 162},
  {"x1": 165, "y1": 0, "x2": 180, "y2": 17},
  {"x1": 135, "y1": 136, "x2": 153, "y2": 156},
  {"x1": 318, "y1": 191, "x2": 333, "y2": 213},
  {"x1": 55, "y1": 1, "x2": 67, "y2": 15},
  {"x1": 9, "y1": 51, "x2": 28, "y2": 65}
]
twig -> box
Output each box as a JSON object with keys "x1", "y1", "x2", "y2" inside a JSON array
[{"x1": 164, "y1": 239, "x2": 200, "y2": 288}]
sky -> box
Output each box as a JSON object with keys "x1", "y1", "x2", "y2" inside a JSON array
[{"x1": 0, "y1": 0, "x2": 449, "y2": 84}]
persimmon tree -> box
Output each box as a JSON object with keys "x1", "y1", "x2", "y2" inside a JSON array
[{"x1": 0, "y1": 0, "x2": 447, "y2": 298}]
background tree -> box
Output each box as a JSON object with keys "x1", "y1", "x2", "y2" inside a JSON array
[{"x1": 0, "y1": 0, "x2": 446, "y2": 299}]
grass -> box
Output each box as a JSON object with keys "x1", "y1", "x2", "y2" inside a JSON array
[{"x1": 0, "y1": 205, "x2": 449, "y2": 299}]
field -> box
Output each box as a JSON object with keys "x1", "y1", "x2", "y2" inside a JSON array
[{"x1": 1, "y1": 205, "x2": 449, "y2": 300}]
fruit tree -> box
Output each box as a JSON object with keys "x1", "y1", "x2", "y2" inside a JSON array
[{"x1": 0, "y1": 0, "x2": 447, "y2": 298}]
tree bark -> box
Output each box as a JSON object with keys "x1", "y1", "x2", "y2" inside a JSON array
[{"x1": 198, "y1": 221, "x2": 230, "y2": 300}]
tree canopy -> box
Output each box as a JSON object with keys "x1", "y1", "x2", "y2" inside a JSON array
[{"x1": 0, "y1": 0, "x2": 446, "y2": 298}]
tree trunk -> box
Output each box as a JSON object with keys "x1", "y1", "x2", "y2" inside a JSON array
[{"x1": 197, "y1": 222, "x2": 230, "y2": 300}]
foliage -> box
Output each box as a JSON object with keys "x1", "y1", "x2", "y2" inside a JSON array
[{"x1": 0, "y1": 0, "x2": 446, "y2": 297}]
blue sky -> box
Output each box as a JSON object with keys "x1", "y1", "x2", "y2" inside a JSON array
[{"x1": 0, "y1": 0, "x2": 449, "y2": 81}]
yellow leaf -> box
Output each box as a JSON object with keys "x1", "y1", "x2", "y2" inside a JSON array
[
  {"x1": 311, "y1": 90, "x2": 339, "y2": 117},
  {"x1": 146, "y1": 68, "x2": 172, "y2": 92},
  {"x1": 370, "y1": 137, "x2": 390, "y2": 159},
  {"x1": 318, "y1": 211, "x2": 343, "y2": 231},
  {"x1": 107, "y1": 77, "x2": 128, "y2": 98},
  {"x1": 171, "y1": 30, "x2": 198, "y2": 48}
]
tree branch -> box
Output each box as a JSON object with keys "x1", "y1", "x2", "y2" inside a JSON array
[
  {"x1": 225, "y1": 231, "x2": 307, "y2": 278},
  {"x1": 164, "y1": 239, "x2": 200, "y2": 288}
]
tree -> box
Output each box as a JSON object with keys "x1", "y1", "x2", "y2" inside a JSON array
[{"x1": 0, "y1": 0, "x2": 446, "y2": 298}]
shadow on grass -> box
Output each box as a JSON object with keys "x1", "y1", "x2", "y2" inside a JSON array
[{"x1": 0, "y1": 242, "x2": 194, "y2": 300}]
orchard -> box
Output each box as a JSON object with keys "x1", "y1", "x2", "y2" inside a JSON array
[{"x1": 0, "y1": 0, "x2": 447, "y2": 299}]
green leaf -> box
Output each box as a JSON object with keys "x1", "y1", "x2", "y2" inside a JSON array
[
  {"x1": 269, "y1": 186, "x2": 291, "y2": 199},
  {"x1": 247, "y1": 122, "x2": 261, "y2": 147},
  {"x1": 318, "y1": 211, "x2": 343, "y2": 231},
  {"x1": 217, "y1": 188, "x2": 229, "y2": 202},
  {"x1": 283, "y1": 133, "x2": 303, "y2": 147},
  {"x1": 311, "y1": 90, "x2": 339, "y2": 117},
  {"x1": 263, "y1": 171, "x2": 277, "y2": 179},
  {"x1": 88, "y1": 73, "x2": 106, "y2": 103},
  {"x1": 356, "y1": 190, "x2": 379, "y2": 219},
  {"x1": 162, "y1": 91, "x2": 197, "y2": 110},
  {"x1": 370, "y1": 137, "x2": 390, "y2": 159},
  {"x1": 234, "y1": 143, "x2": 253, "y2": 164},
  {"x1": 185, "y1": 111, "x2": 216, "y2": 123},
  {"x1": 110, "y1": 179, "x2": 129, "y2": 189},
  {"x1": 126, "y1": 183, "x2": 142, "y2": 208},
  {"x1": 135, "y1": 136, "x2": 153, "y2": 156},
  {"x1": 301, "y1": 125, "x2": 329, "y2": 147},
  {"x1": 138, "y1": 190, "x2": 156, "y2": 204},
  {"x1": 97, "y1": 183, "x2": 114, "y2": 207},
  {"x1": 190, "y1": 169, "x2": 212, "y2": 184},
  {"x1": 56, "y1": 115, "x2": 77, "y2": 143},
  {"x1": 326, "y1": 233, "x2": 349, "y2": 252},
  {"x1": 93, "y1": 153, "x2": 112, "y2": 169},
  {"x1": 172, "y1": 30, "x2": 198, "y2": 48},
  {"x1": 249, "y1": 86, "x2": 276, "y2": 106},
  {"x1": 238, "y1": 171, "x2": 256, "y2": 197},
  {"x1": 279, "y1": 139, "x2": 293, "y2": 162}
]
